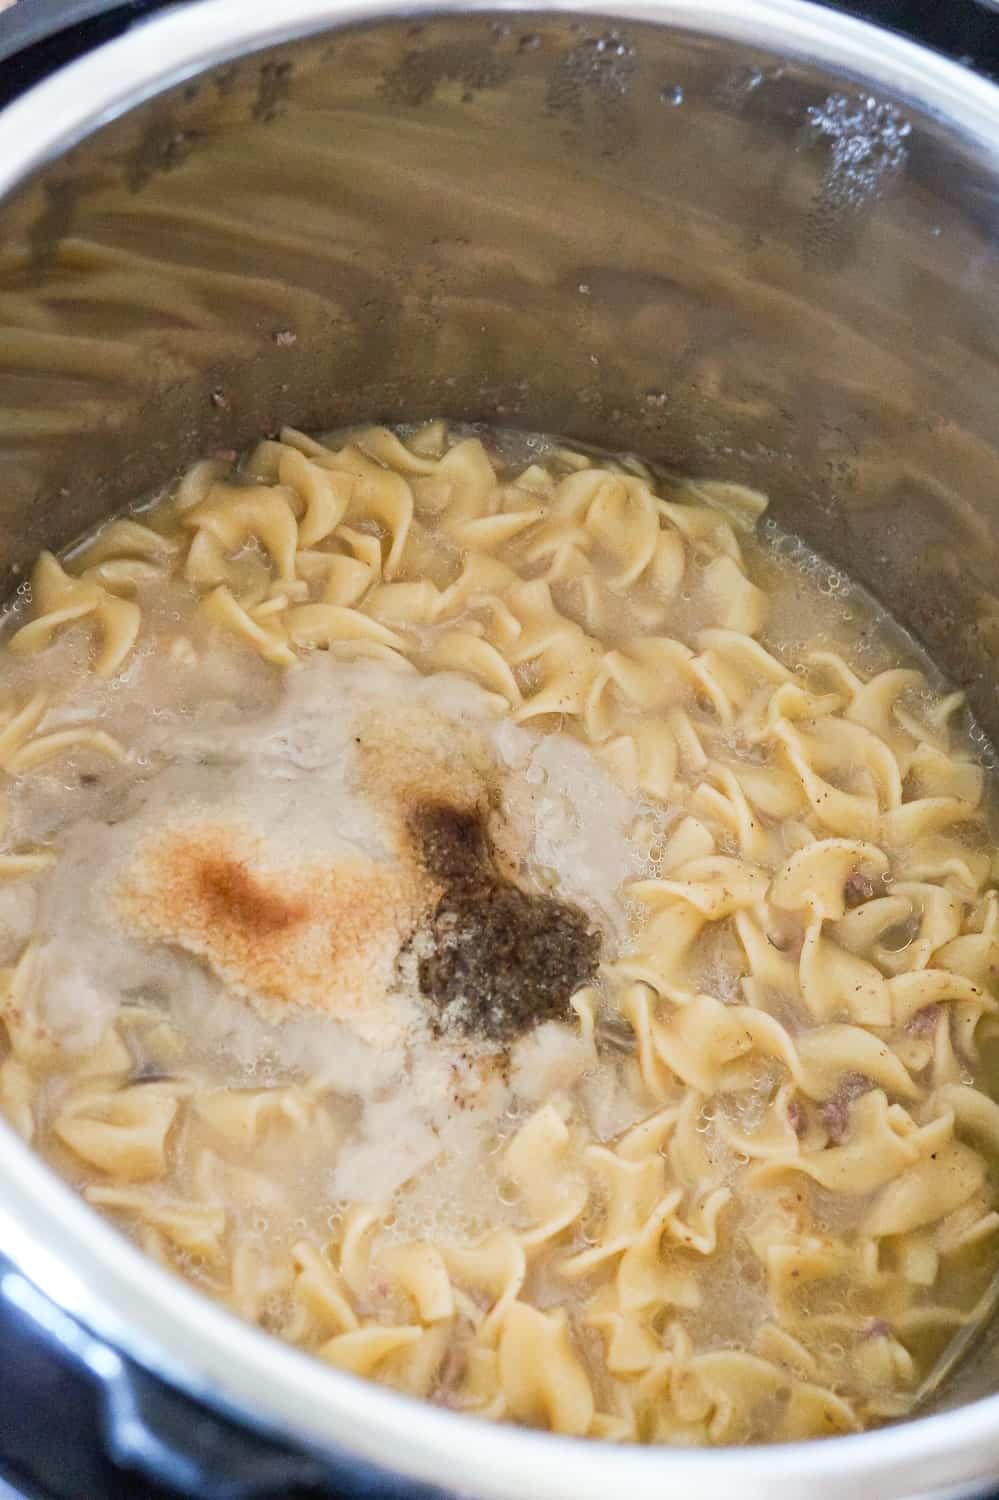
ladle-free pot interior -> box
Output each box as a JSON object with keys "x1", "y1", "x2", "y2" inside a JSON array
[{"x1": 2, "y1": 3, "x2": 999, "y2": 1497}]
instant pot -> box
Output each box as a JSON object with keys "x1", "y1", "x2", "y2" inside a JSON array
[{"x1": 2, "y1": 1, "x2": 999, "y2": 1497}]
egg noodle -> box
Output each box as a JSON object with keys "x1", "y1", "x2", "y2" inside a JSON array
[{"x1": 0, "y1": 421, "x2": 997, "y2": 1445}]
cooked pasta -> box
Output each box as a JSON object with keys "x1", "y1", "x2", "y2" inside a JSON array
[{"x1": 0, "y1": 421, "x2": 998, "y2": 1445}]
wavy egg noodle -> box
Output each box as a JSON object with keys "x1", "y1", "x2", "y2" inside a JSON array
[{"x1": 0, "y1": 419, "x2": 997, "y2": 1445}]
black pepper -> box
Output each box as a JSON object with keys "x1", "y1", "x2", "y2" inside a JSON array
[{"x1": 406, "y1": 800, "x2": 600, "y2": 1045}]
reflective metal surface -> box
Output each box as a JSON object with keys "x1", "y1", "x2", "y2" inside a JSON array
[{"x1": 1, "y1": 2, "x2": 999, "y2": 1496}]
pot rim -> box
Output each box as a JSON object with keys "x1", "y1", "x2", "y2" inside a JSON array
[{"x1": 2, "y1": 2, "x2": 999, "y2": 1495}]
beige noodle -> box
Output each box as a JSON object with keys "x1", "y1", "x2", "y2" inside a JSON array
[{"x1": 0, "y1": 421, "x2": 996, "y2": 1444}]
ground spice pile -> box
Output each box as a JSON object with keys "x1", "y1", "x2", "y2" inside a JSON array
[{"x1": 407, "y1": 800, "x2": 600, "y2": 1044}]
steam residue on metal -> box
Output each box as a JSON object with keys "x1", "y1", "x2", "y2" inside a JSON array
[{"x1": 807, "y1": 92, "x2": 911, "y2": 209}]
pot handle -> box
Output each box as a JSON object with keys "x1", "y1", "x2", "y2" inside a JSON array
[{"x1": 2, "y1": 1262, "x2": 330, "y2": 1499}]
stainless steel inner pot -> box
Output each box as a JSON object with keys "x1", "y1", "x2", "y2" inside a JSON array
[{"x1": 1, "y1": 2, "x2": 999, "y2": 1496}]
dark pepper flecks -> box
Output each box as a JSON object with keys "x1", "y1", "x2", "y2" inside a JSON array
[{"x1": 406, "y1": 800, "x2": 599, "y2": 1044}]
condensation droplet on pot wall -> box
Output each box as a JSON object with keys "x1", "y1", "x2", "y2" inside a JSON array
[{"x1": 807, "y1": 92, "x2": 911, "y2": 210}]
